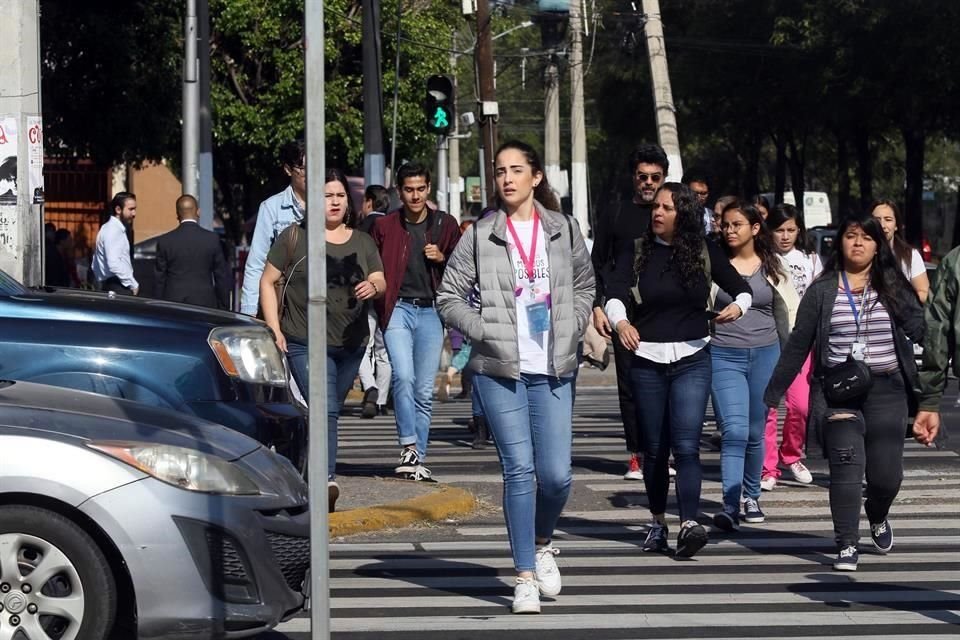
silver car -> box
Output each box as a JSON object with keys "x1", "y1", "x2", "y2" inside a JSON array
[{"x1": 0, "y1": 380, "x2": 310, "y2": 639}]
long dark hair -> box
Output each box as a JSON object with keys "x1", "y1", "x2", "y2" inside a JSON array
[
  {"x1": 721, "y1": 200, "x2": 784, "y2": 285},
  {"x1": 633, "y1": 183, "x2": 706, "y2": 288},
  {"x1": 325, "y1": 167, "x2": 357, "y2": 228},
  {"x1": 493, "y1": 140, "x2": 561, "y2": 212},
  {"x1": 767, "y1": 202, "x2": 812, "y2": 254},
  {"x1": 871, "y1": 199, "x2": 913, "y2": 267},
  {"x1": 824, "y1": 212, "x2": 915, "y2": 316}
]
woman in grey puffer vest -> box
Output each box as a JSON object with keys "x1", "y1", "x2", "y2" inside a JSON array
[{"x1": 437, "y1": 140, "x2": 594, "y2": 615}]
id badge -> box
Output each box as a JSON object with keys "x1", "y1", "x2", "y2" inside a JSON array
[
  {"x1": 851, "y1": 341, "x2": 866, "y2": 361},
  {"x1": 526, "y1": 300, "x2": 550, "y2": 334}
]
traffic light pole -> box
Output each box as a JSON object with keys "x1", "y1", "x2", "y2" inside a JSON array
[
  {"x1": 436, "y1": 135, "x2": 449, "y2": 213},
  {"x1": 476, "y1": 0, "x2": 497, "y2": 206}
]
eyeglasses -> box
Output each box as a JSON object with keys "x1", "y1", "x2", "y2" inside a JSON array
[
  {"x1": 692, "y1": 190, "x2": 709, "y2": 198},
  {"x1": 721, "y1": 222, "x2": 749, "y2": 231},
  {"x1": 290, "y1": 165, "x2": 306, "y2": 175},
  {"x1": 635, "y1": 172, "x2": 662, "y2": 183}
]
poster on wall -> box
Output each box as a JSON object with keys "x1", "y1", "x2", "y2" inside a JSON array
[
  {"x1": 0, "y1": 116, "x2": 18, "y2": 256},
  {"x1": 27, "y1": 116, "x2": 43, "y2": 204},
  {"x1": 0, "y1": 116, "x2": 16, "y2": 206}
]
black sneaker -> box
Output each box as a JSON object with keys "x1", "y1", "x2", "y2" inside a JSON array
[
  {"x1": 361, "y1": 388, "x2": 378, "y2": 419},
  {"x1": 834, "y1": 545, "x2": 859, "y2": 571},
  {"x1": 870, "y1": 519, "x2": 893, "y2": 554},
  {"x1": 743, "y1": 497, "x2": 765, "y2": 524},
  {"x1": 713, "y1": 506, "x2": 740, "y2": 532},
  {"x1": 641, "y1": 522, "x2": 669, "y2": 553},
  {"x1": 676, "y1": 520, "x2": 709, "y2": 558},
  {"x1": 395, "y1": 447, "x2": 420, "y2": 474}
]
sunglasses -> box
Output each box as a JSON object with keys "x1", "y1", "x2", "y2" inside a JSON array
[{"x1": 635, "y1": 172, "x2": 663, "y2": 183}]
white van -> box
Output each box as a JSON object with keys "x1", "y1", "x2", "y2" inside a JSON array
[{"x1": 760, "y1": 191, "x2": 833, "y2": 228}]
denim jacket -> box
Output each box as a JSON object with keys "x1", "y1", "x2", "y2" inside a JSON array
[{"x1": 240, "y1": 186, "x2": 305, "y2": 315}]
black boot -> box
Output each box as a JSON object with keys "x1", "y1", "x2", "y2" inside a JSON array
[
  {"x1": 472, "y1": 416, "x2": 489, "y2": 449},
  {"x1": 361, "y1": 388, "x2": 378, "y2": 419}
]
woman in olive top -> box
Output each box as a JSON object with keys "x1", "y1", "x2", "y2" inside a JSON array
[{"x1": 260, "y1": 167, "x2": 385, "y2": 511}]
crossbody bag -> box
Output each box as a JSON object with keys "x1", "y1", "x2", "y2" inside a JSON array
[{"x1": 822, "y1": 272, "x2": 873, "y2": 404}]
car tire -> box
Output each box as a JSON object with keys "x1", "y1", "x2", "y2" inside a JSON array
[{"x1": 0, "y1": 505, "x2": 116, "y2": 640}]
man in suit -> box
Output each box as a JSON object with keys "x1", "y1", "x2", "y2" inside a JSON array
[{"x1": 155, "y1": 195, "x2": 231, "y2": 309}]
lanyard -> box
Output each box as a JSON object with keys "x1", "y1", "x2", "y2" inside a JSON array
[
  {"x1": 840, "y1": 271, "x2": 867, "y2": 336},
  {"x1": 505, "y1": 211, "x2": 540, "y2": 283}
]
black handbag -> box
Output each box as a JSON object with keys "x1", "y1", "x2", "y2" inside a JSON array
[{"x1": 822, "y1": 355, "x2": 873, "y2": 404}]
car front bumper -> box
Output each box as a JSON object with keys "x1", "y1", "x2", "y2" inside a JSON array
[{"x1": 81, "y1": 453, "x2": 309, "y2": 639}]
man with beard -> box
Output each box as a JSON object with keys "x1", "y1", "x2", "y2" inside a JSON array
[
  {"x1": 591, "y1": 144, "x2": 669, "y2": 481},
  {"x1": 93, "y1": 192, "x2": 139, "y2": 295}
]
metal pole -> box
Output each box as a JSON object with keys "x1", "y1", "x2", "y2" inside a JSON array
[
  {"x1": 182, "y1": 0, "x2": 199, "y2": 196},
  {"x1": 436, "y1": 136, "x2": 448, "y2": 213},
  {"x1": 304, "y1": 1, "x2": 330, "y2": 638},
  {"x1": 641, "y1": 0, "x2": 683, "y2": 181},
  {"x1": 543, "y1": 56, "x2": 560, "y2": 192},
  {"x1": 475, "y1": 0, "x2": 497, "y2": 205},
  {"x1": 388, "y1": 0, "x2": 402, "y2": 186},
  {"x1": 569, "y1": 0, "x2": 589, "y2": 235},
  {"x1": 448, "y1": 32, "x2": 461, "y2": 221},
  {"x1": 198, "y1": 0, "x2": 214, "y2": 229},
  {"x1": 362, "y1": 0, "x2": 385, "y2": 187},
  {"x1": 478, "y1": 145, "x2": 487, "y2": 208}
]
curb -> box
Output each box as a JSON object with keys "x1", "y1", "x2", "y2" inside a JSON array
[{"x1": 329, "y1": 486, "x2": 478, "y2": 538}]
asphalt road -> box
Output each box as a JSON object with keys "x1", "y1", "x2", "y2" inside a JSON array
[{"x1": 260, "y1": 387, "x2": 960, "y2": 639}]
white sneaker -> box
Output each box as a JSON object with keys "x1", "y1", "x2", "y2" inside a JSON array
[
  {"x1": 668, "y1": 464, "x2": 677, "y2": 478},
  {"x1": 788, "y1": 461, "x2": 813, "y2": 484},
  {"x1": 535, "y1": 544, "x2": 561, "y2": 596},
  {"x1": 760, "y1": 476, "x2": 777, "y2": 491},
  {"x1": 512, "y1": 577, "x2": 541, "y2": 614}
]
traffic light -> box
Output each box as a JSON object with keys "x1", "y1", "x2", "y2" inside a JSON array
[{"x1": 424, "y1": 75, "x2": 455, "y2": 135}]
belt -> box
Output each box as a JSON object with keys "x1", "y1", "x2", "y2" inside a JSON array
[{"x1": 399, "y1": 296, "x2": 434, "y2": 307}]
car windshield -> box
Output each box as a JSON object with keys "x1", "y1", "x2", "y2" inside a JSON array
[{"x1": 0, "y1": 269, "x2": 28, "y2": 295}]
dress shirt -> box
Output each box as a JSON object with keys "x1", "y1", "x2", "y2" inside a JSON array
[{"x1": 93, "y1": 216, "x2": 138, "y2": 291}]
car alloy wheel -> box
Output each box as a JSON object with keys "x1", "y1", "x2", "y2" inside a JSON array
[{"x1": 0, "y1": 506, "x2": 116, "y2": 640}]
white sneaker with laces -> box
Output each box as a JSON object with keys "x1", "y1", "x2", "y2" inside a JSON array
[
  {"x1": 668, "y1": 464, "x2": 677, "y2": 478},
  {"x1": 788, "y1": 461, "x2": 813, "y2": 484},
  {"x1": 535, "y1": 544, "x2": 561, "y2": 596},
  {"x1": 623, "y1": 454, "x2": 643, "y2": 481},
  {"x1": 512, "y1": 577, "x2": 541, "y2": 614},
  {"x1": 760, "y1": 476, "x2": 777, "y2": 491}
]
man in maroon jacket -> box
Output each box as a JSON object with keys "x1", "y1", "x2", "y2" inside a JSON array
[{"x1": 371, "y1": 163, "x2": 461, "y2": 481}]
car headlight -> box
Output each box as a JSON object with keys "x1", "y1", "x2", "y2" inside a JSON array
[
  {"x1": 89, "y1": 442, "x2": 261, "y2": 495},
  {"x1": 208, "y1": 326, "x2": 288, "y2": 386}
]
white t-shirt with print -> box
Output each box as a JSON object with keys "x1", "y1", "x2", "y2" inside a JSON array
[
  {"x1": 508, "y1": 218, "x2": 553, "y2": 375},
  {"x1": 782, "y1": 247, "x2": 822, "y2": 298},
  {"x1": 901, "y1": 248, "x2": 925, "y2": 280}
]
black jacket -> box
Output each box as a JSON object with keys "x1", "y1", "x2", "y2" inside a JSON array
[
  {"x1": 763, "y1": 272, "x2": 925, "y2": 448},
  {"x1": 155, "y1": 221, "x2": 231, "y2": 309}
]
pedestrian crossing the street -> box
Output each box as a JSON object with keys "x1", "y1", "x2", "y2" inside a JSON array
[{"x1": 264, "y1": 389, "x2": 960, "y2": 639}]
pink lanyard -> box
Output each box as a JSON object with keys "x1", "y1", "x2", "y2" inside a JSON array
[{"x1": 505, "y1": 211, "x2": 540, "y2": 283}]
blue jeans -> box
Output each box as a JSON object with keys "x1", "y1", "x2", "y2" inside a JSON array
[
  {"x1": 384, "y1": 302, "x2": 445, "y2": 459},
  {"x1": 473, "y1": 373, "x2": 573, "y2": 572},
  {"x1": 286, "y1": 342, "x2": 365, "y2": 480},
  {"x1": 629, "y1": 347, "x2": 712, "y2": 522},
  {"x1": 711, "y1": 343, "x2": 781, "y2": 507}
]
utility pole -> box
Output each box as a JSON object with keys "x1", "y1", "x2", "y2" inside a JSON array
[
  {"x1": 448, "y1": 33, "x2": 462, "y2": 221},
  {"x1": 0, "y1": 0, "x2": 42, "y2": 286},
  {"x1": 362, "y1": 0, "x2": 385, "y2": 187},
  {"x1": 182, "y1": 0, "x2": 200, "y2": 197},
  {"x1": 475, "y1": 0, "x2": 497, "y2": 206},
  {"x1": 569, "y1": 0, "x2": 588, "y2": 236},
  {"x1": 543, "y1": 57, "x2": 561, "y2": 191},
  {"x1": 436, "y1": 136, "x2": 449, "y2": 213},
  {"x1": 198, "y1": 0, "x2": 214, "y2": 229},
  {"x1": 305, "y1": 0, "x2": 331, "y2": 638},
  {"x1": 641, "y1": 0, "x2": 682, "y2": 181}
]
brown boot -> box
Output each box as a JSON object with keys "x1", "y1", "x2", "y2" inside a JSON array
[{"x1": 472, "y1": 416, "x2": 489, "y2": 449}]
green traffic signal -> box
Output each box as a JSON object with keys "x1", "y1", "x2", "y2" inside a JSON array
[{"x1": 431, "y1": 107, "x2": 449, "y2": 130}]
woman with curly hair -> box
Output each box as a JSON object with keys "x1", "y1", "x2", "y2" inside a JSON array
[
  {"x1": 604, "y1": 183, "x2": 752, "y2": 558},
  {"x1": 711, "y1": 201, "x2": 799, "y2": 532}
]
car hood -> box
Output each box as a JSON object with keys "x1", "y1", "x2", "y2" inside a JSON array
[
  {"x1": 0, "y1": 380, "x2": 261, "y2": 459},
  {"x1": 16, "y1": 287, "x2": 259, "y2": 331}
]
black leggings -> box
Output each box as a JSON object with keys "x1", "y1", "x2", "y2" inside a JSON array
[{"x1": 823, "y1": 372, "x2": 908, "y2": 547}]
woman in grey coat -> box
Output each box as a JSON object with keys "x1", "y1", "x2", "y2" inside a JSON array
[{"x1": 437, "y1": 140, "x2": 594, "y2": 614}]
